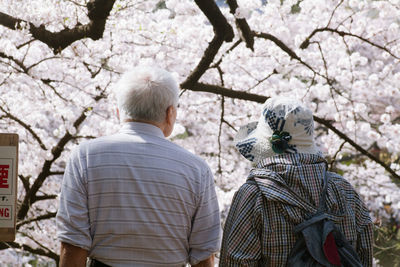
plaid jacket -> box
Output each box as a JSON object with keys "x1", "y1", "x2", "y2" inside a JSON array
[{"x1": 219, "y1": 154, "x2": 373, "y2": 267}]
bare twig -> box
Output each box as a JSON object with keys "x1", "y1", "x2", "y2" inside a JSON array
[
  {"x1": 218, "y1": 96, "x2": 225, "y2": 174},
  {"x1": 329, "y1": 141, "x2": 347, "y2": 171},
  {"x1": 17, "y1": 212, "x2": 57, "y2": 229},
  {"x1": 0, "y1": 241, "x2": 59, "y2": 262},
  {"x1": 327, "y1": 0, "x2": 344, "y2": 27},
  {"x1": 212, "y1": 39, "x2": 242, "y2": 68},
  {"x1": 0, "y1": 104, "x2": 47, "y2": 150},
  {"x1": 300, "y1": 27, "x2": 400, "y2": 59},
  {"x1": 248, "y1": 69, "x2": 278, "y2": 91},
  {"x1": 252, "y1": 31, "x2": 320, "y2": 76}
]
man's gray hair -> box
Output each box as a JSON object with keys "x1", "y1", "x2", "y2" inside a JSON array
[{"x1": 115, "y1": 66, "x2": 179, "y2": 123}]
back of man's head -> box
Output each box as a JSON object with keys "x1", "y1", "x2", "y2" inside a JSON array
[{"x1": 115, "y1": 66, "x2": 179, "y2": 123}]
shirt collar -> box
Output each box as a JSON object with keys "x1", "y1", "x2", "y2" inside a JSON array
[
  {"x1": 120, "y1": 122, "x2": 165, "y2": 139},
  {"x1": 256, "y1": 153, "x2": 327, "y2": 168}
]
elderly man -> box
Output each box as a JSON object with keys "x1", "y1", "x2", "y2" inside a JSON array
[
  {"x1": 56, "y1": 66, "x2": 221, "y2": 267},
  {"x1": 219, "y1": 97, "x2": 373, "y2": 266}
]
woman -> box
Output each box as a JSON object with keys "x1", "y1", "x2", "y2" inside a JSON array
[{"x1": 219, "y1": 97, "x2": 373, "y2": 266}]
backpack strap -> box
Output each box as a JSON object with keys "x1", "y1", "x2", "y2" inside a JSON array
[
  {"x1": 317, "y1": 171, "x2": 330, "y2": 212},
  {"x1": 292, "y1": 172, "x2": 331, "y2": 233}
]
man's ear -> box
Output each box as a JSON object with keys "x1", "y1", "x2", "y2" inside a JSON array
[{"x1": 166, "y1": 106, "x2": 174, "y2": 124}]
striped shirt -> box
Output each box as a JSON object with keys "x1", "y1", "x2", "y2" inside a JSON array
[
  {"x1": 56, "y1": 122, "x2": 221, "y2": 266},
  {"x1": 220, "y1": 153, "x2": 373, "y2": 267}
]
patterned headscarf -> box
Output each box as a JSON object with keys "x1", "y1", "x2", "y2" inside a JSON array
[{"x1": 235, "y1": 97, "x2": 321, "y2": 163}]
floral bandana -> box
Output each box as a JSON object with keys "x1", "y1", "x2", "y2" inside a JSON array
[{"x1": 235, "y1": 97, "x2": 321, "y2": 163}]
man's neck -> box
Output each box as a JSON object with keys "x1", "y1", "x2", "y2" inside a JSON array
[{"x1": 124, "y1": 119, "x2": 168, "y2": 137}]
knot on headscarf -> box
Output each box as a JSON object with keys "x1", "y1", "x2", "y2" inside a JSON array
[{"x1": 269, "y1": 130, "x2": 292, "y2": 154}]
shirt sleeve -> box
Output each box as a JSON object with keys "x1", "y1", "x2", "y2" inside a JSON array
[
  {"x1": 357, "y1": 222, "x2": 374, "y2": 267},
  {"x1": 188, "y1": 166, "x2": 221, "y2": 265},
  {"x1": 341, "y1": 179, "x2": 374, "y2": 267},
  {"x1": 219, "y1": 182, "x2": 264, "y2": 267},
  {"x1": 56, "y1": 147, "x2": 92, "y2": 250},
  {"x1": 354, "y1": 193, "x2": 374, "y2": 267}
]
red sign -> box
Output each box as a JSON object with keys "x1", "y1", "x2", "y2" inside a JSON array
[
  {"x1": 0, "y1": 133, "x2": 18, "y2": 242},
  {"x1": 0, "y1": 165, "x2": 9, "y2": 189},
  {"x1": 0, "y1": 206, "x2": 10, "y2": 219}
]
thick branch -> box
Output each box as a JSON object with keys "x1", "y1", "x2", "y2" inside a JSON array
[
  {"x1": 182, "y1": 83, "x2": 400, "y2": 180},
  {"x1": 194, "y1": 0, "x2": 234, "y2": 42},
  {"x1": 0, "y1": 0, "x2": 115, "y2": 52},
  {"x1": 181, "y1": 35, "x2": 225, "y2": 88},
  {"x1": 182, "y1": 0, "x2": 237, "y2": 88},
  {"x1": 181, "y1": 82, "x2": 267, "y2": 103},
  {"x1": 18, "y1": 175, "x2": 30, "y2": 193},
  {"x1": 226, "y1": 0, "x2": 254, "y2": 50}
]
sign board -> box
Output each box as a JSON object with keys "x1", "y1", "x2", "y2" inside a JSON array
[{"x1": 0, "y1": 134, "x2": 18, "y2": 242}]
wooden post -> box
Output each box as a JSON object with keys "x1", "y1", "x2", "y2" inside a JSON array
[{"x1": 0, "y1": 134, "x2": 18, "y2": 242}]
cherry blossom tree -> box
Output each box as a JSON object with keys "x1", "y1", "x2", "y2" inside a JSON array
[{"x1": 0, "y1": 0, "x2": 399, "y2": 265}]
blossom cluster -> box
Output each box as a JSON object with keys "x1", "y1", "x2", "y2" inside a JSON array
[{"x1": 0, "y1": 0, "x2": 399, "y2": 265}]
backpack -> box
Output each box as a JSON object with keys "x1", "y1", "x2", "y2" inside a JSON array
[{"x1": 252, "y1": 172, "x2": 363, "y2": 267}]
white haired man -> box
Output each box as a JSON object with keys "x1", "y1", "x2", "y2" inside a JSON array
[{"x1": 56, "y1": 66, "x2": 221, "y2": 267}]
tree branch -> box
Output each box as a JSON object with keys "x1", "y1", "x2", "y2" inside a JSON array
[
  {"x1": 0, "y1": 0, "x2": 115, "y2": 53},
  {"x1": 300, "y1": 27, "x2": 400, "y2": 59},
  {"x1": 252, "y1": 31, "x2": 337, "y2": 85},
  {"x1": 0, "y1": 51, "x2": 28, "y2": 73},
  {"x1": 181, "y1": 82, "x2": 267, "y2": 103},
  {"x1": 252, "y1": 31, "x2": 317, "y2": 72},
  {"x1": 193, "y1": 0, "x2": 234, "y2": 42},
  {"x1": 226, "y1": 0, "x2": 254, "y2": 50},
  {"x1": 180, "y1": 35, "x2": 225, "y2": 88},
  {"x1": 313, "y1": 117, "x2": 400, "y2": 179},
  {"x1": 16, "y1": 212, "x2": 57, "y2": 230},
  {"x1": 18, "y1": 175, "x2": 31, "y2": 193},
  {"x1": 218, "y1": 96, "x2": 225, "y2": 174},
  {"x1": 0, "y1": 241, "x2": 59, "y2": 262},
  {"x1": 181, "y1": 0, "x2": 234, "y2": 88},
  {"x1": 35, "y1": 195, "x2": 58, "y2": 202},
  {"x1": 212, "y1": 39, "x2": 242, "y2": 68},
  {"x1": 48, "y1": 171, "x2": 65, "y2": 176},
  {"x1": 17, "y1": 95, "x2": 106, "y2": 220},
  {"x1": 0, "y1": 105, "x2": 47, "y2": 150},
  {"x1": 182, "y1": 83, "x2": 400, "y2": 180}
]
